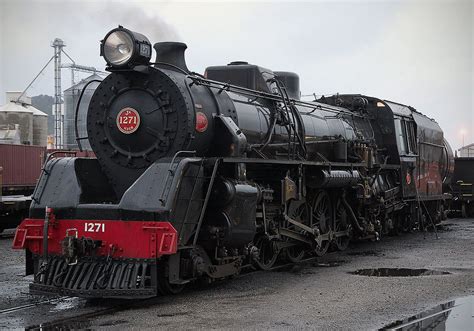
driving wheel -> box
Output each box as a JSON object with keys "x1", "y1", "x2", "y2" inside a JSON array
[{"x1": 311, "y1": 190, "x2": 332, "y2": 256}]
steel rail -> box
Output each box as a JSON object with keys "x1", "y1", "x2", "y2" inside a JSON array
[{"x1": 0, "y1": 296, "x2": 69, "y2": 315}]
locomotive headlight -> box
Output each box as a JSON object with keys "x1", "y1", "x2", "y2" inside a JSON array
[
  {"x1": 103, "y1": 31, "x2": 133, "y2": 66},
  {"x1": 101, "y1": 26, "x2": 152, "y2": 68}
]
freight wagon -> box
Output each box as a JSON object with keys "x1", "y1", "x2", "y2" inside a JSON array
[
  {"x1": 0, "y1": 144, "x2": 94, "y2": 232},
  {"x1": 0, "y1": 144, "x2": 46, "y2": 232}
]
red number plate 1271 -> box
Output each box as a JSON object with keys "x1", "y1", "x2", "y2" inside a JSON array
[
  {"x1": 116, "y1": 107, "x2": 140, "y2": 134},
  {"x1": 84, "y1": 222, "x2": 105, "y2": 233}
]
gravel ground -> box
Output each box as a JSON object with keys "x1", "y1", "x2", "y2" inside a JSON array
[{"x1": 0, "y1": 218, "x2": 473, "y2": 330}]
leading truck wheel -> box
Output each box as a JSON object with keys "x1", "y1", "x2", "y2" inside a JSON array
[
  {"x1": 156, "y1": 261, "x2": 185, "y2": 295},
  {"x1": 254, "y1": 235, "x2": 279, "y2": 270}
]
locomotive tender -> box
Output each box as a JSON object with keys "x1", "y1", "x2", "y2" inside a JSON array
[
  {"x1": 450, "y1": 157, "x2": 474, "y2": 217},
  {"x1": 12, "y1": 27, "x2": 454, "y2": 298}
]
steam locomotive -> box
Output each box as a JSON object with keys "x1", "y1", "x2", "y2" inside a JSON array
[{"x1": 12, "y1": 26, "x2": 454, "y2": 298}]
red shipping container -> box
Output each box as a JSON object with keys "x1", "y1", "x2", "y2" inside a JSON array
[{"x1": 0, "y1": 144, "x2": 46, "y2": 189}]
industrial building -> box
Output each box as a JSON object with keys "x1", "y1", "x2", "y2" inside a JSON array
[{"x1": 458, "y1": 143, "x2": 474, "y2": 157}]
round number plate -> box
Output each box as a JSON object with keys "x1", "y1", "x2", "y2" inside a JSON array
[{"x1": 116, "y1": 107, "x2": 140, "y2": 134}]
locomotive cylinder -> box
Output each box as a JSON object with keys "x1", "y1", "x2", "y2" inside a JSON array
[{"x1": 310, "y1": 170, "x2": 361, "y2": 188}]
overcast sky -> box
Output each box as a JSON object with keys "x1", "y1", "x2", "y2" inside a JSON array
[{"x1": 0, "y1": 0, "x2": 472, "y2": 149}]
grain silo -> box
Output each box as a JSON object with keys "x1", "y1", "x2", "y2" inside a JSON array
[
  {"x1": 30, "y1": 105, "x2": 48, "y2": 146},
  {"x1": 64, "y1": 74, "x2": 103, "y2": 150},
  {"x1": 0, "y1": 92, "x2": 34, "y2": 145},
  {"x1": 0, "y1": 92, "x2": 48, "y2": 146}
]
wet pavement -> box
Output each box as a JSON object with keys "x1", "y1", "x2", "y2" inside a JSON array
[
  {"x1": 382, "y1": 295, "x2": 473, "y2": 330},
  {"x1": 0, "y1": 218, "x2": 473, "y2": 329}
]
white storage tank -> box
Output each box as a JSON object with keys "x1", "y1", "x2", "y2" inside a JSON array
[
  {"x1": 0, "y1": 92, "x2": 34, "y2": 145},
  {"x1": 30, "y1": 106, "x2": 48, "y2": 146},
  {"x1": 64, "y1": 74, "x2": 103, "y2": 150},
  {"x1": 0, "y1": 92, "x2": 48, "y2": 146}
]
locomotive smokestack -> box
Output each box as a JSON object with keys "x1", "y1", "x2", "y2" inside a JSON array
[{"x1": 153, "y1": 42, "x2": 189, "y2": 72}]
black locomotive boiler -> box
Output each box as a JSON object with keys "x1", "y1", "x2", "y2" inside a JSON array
[{"x1": 13, "y1": 26, "x2": 454, "y2": 298}]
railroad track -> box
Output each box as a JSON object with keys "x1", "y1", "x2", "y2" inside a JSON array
[
  {"x1": 24, "y1": 304, "x2": 128, "y2": 330},
  {"x1": 0, "y1": 296, "x2": 69, "y2": 315},
  {"x1": 15, "y1": 256, "x2": 340, "y2": 329}
]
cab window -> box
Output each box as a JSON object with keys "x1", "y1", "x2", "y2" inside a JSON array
[
  {"x1": 394, "y1": 118, "x2": 408, "y2": 155},
  {"x1": 405, "y1": 121, "x2": 417, "y2": 154},
  {"x1": 394, "y1": 118, "x2": 417, "y2": 155}
]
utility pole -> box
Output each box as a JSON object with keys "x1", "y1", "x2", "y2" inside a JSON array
[{"x1": 52, "y1": 38, "x2": 65, "y2": 149}]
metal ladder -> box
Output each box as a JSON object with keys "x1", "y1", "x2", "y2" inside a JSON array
[
  {"x1": 159, "y1": 151, "x2": 197, "y2": 206},
  {"x1": 175, "y1": 158, "x2": 220, "y2": 246}
]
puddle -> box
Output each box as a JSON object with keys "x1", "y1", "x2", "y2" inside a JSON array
[
  {"x1": 381, "y1": 295, "x2": 473, "y2": 330},
  {"x1": 350, "y1": 268, "x2": 450, "y2": 277}
]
